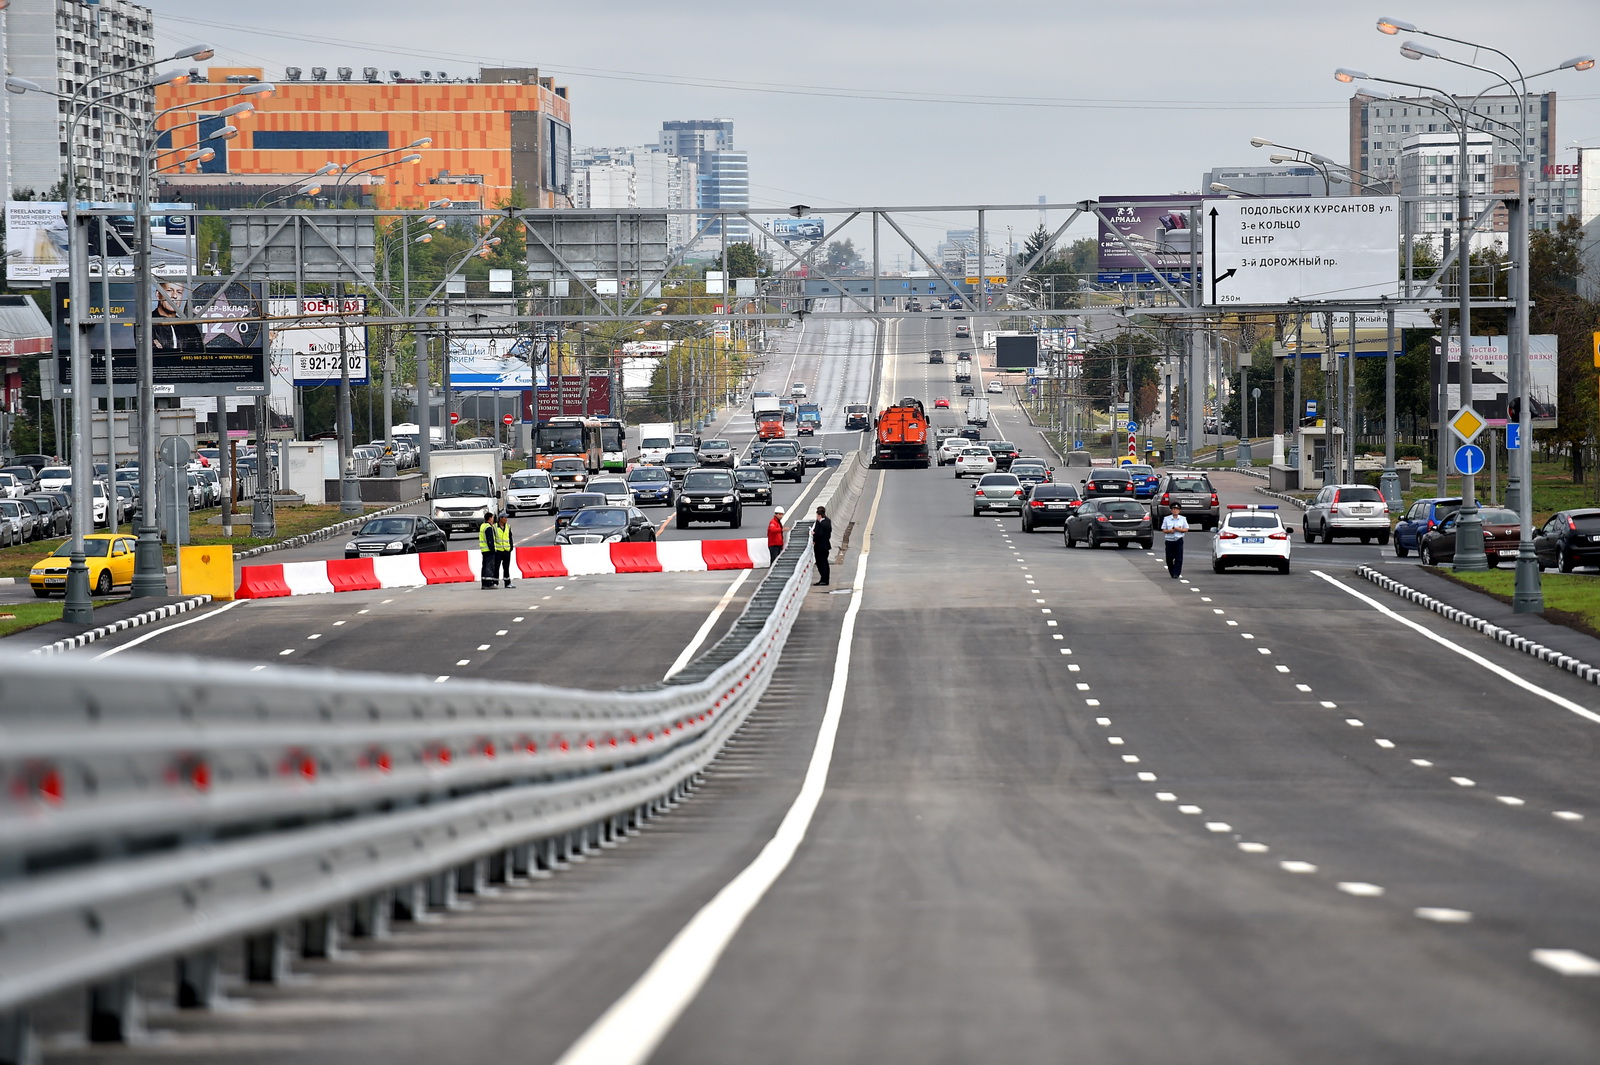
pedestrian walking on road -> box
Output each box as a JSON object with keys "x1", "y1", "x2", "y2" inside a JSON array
[
  {"x1": 767, "y1": 505, "x2": 786, "y2": 563},
  {"x1": 493, "y1": 512, "x2": 514, "y2": 587},
  {"x1": 812, "y1": 505, "x2": 833, "y2": 586},
  {"x1": 1161, "y1": 503, "x2": 1189, "y2": 579}
]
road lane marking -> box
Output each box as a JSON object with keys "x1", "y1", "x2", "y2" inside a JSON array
[
  {"x1": 1451, "y1": 777, "x2": 1476, "y2": 787},
  {"x1": 1497, "y1": 796, "x2": 1525, "y2": 805},
  {"x1": 664, "y1": 569, "x2": 755, "y2": 681},
  {"x1": 1239, "y1": 842, "x2": 1270, "y2": 853},
  {"x1": 1375, "y1": 739, "x2": 1395, "y2": 748},
  {"x1": 1312, "y1": 569, "x2": 1600, "y2": 725},
  {"x1": 1279, "y1": 861, "x2": 1318, "y2": 873},
  {"x1": 1137, "y1": 772, "x2": 1158, "y2": 781},
  {"x1": 456, "y1": 659, "x2": 470, "y2": 666},
  {"x1": 1338, "y1": 882, "x2": 1385, "y2": 897},
  {"x1": 1554, "y1": 811, "x2": 1584, "y2": 821},
  {"x1": 1205, "y1": 822, "x2": 1233, "y2": 833},
  {"x1": 1411, "y1": 759, "x2": 1434, "y2": 767},
  {"x1": 1177, "y1": 805, "x2": 1203, "y2": 815},
  {"x1": 1296, "y1": 684, "x2": 1313, "y2": 692},
  {"x1": 1531, "y1": 949, "x2": 1600, "y2": 976},
  {"x1": 92, "y1": 599, "x2": 244, "y2": 659},
  {"x1": 1415, "y1": 907, "x2": 1472, "y2": 923},
  {"x1": 553, "y1": 467, "x2": 886, "y2": 1065}
]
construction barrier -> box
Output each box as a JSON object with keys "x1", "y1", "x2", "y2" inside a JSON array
[{"x1": 235, "y1": 539, "x2": 771, "y2": 599}]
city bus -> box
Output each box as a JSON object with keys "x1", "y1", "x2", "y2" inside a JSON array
[
  {"x1": 597, "y1": 417, "x2": 626, "y2": 471},
  {"x1": 534, "y1": 416, "x2": 603, "y2": 473}
]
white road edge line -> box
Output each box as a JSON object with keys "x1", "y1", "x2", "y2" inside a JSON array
[
  {"x1": 92, "y1": 599, "x2": 244, "y2": 659},
  {"x1": 1310, "y1": 569, "x2": 1600, "y2": 725},
  {"x1": 663, "y1": 569, "x2": 752, "y2": 681},
  {"x1": 554, "y1": 469, "x2": 887, "y2": 1065}
]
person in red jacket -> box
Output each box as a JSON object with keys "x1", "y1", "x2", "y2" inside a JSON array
[{"x1": 767, "y1": 505, "x2": 786, "y2": 562}]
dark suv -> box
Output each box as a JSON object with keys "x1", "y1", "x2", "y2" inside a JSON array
[
  {"x1": 928, "y1": 350, "x2": 945, "y2": 364},
  {"x1": 676, "y1": 468, "x2": 742, "y2": 529},
  {"x1": 758, "y1": 441, "x2": 804, "y2": 483}
]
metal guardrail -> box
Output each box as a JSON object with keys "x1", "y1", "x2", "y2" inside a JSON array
[{"x1": 0, "y1": 520, "x2": 819, "y2": 1057}]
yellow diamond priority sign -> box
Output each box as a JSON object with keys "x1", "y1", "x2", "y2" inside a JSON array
[{"x1": 1449, "y1": 406, "x2": 1486, "y2": 445}]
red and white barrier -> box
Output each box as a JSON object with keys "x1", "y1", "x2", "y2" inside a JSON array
[{"x1": 236, "y1": 539, "x2": 772, "y2": 600}]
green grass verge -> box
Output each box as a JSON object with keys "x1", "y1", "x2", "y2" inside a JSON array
[
  {"x1": 0, "y1": 503, "x2": 386, "y2": 583},
  {"x1": 0, "y1": 600, "x2": 117, "y2": 638},
  {"x1": 1440, "y1": 569, "x2": 1600, "y2": 639}
]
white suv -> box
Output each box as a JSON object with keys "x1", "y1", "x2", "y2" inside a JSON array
[
  {"x1": 954, "y1": 447, "x2": 997, "y2": 478},
  {"x1": 1212, "y1": 504, "x2": 1292, "y2": 573},
  {"x1": 1304, "y1": 484, "x2": 1391, "y2": 545}
]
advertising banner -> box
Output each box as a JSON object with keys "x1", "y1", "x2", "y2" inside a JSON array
[
  {"x1": 521, "y1": 375, "x2": 611, "y2": 420},
  {"x1": 1435, "y1": 335, "x2": 1559, "y2": 428},
  {"x1": 1096, "y1": 196, "x2": 1200, "y2": 283},
  {"x1": 448, "y1": 336, "x2": 548, "y2": 392},
  {"x1": 1206, "y1": 196, "x2": 1400, "y2": 306},
  {"x1": 268, "y1": 297, "x2": 369, "y2": 386},
  {"x1": 769, "y1": 217, "x2": 825, "y2": 242},
  {"x1": 6, "y1": 201, "x2": 193, "y2": 283},
  {"x1": 995, "y1": 335, "x2": 1039, "y2": 369},
  {"x1": 1281, "y1": 309, "x2": 1433, "y2": 357},
  {"x1": 53, "y1": 278, "x2": 268, "y2": 396}
]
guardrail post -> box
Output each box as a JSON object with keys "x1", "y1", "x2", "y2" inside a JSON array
[
  {"x1": 300, "y1": 912, "x2": 338, "y2": 959},
  {"x1": 87, "y1": 977, "x2": 143, "y2": 1043},
  {"x1": 455, "y1": 858, "x2": 487, "y2": 895},
  {"x1": 0, "y1": 1010, "x2": 37, "y2": 1065},
  {"x1": 511, "y1": 842, "x2": 539, "y2": 879},
  {"x1": 349, "y1": 891, "x2": 390, "y2": 938},
  {"x1": 426, "y1": 870, "x2": 456, "y2": 910},
  {"x1": 175, "y1": 950, "x2": 221, "y2": 1008},
  {"x1": 486, "y1": 849, "x2": 509, "y2": 884},
  {"x1": 392, "y1": 880, "x2": 427, "y2": 921},
  {"x1": 244, "y1": 929, "x2": 288, "y2": 984}
]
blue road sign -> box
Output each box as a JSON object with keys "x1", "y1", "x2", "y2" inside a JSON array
[
  {"x1": 1074, "y1": 440, "x2": 1083, "y2": 449},
  {"x1": 1126, "y1": 421, "x2": 1138, "y2": 433},
  {"x1": 1305, "y1": 400, "x2": 1318, "y2": 416},
  {"x1": 1454, "y1": 443, "x2": 1486, "y2": 476},
  {"x1": 1507, "y1": 423, "x2": 1521, "y2": 450}
]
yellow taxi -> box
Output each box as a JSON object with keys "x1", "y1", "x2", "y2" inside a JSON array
[{"x1": 29, "y1": 532, "x2": 137, "y2": 598}]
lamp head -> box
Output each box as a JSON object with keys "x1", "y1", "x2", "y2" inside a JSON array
[
  {"x1": 413, "y1": 233, "x2": 433, "y2": 244},
  {"x1": 1267, "y1": 153, "x2": 1295, "y2": 164},
  {"x1": 208, "y1": 124, "x2": 239, "y2": 141},
  {"x1": 242, "y1": 82, "x2": 276, "y2": 96},
  {"x1": 1400, "y1": 40, "x2": 1440, "y2": 61},
  {"x1": 1376, "y1": 16, "x2": 1417, "y2": 35},
  {"x1": 218, "y1": 101, "x2": 254, "y2": 118},
  {"x1": 399, "y1": 154, "x2": 422, "y2": 164},
  {"x1": 1249, "y1": 136, "x2": 1274, "y2": 148},
  {"x1": 152, "y1": 70, "x2": 190, "y2": 87},
  {"x1": 1208, "y1": 183, "x2": 1231, "y2": 193},
  {"x1": 409, "y1": 137, "x2": 432, "y2": 148},
  {"x1": 1563, "y1": 55, "x2": 1595, "y2": 72},
  {"x1": 4, "y1": 76, "x2": 41, "y2": 95},
  {"x1": 312, "y1": 162, "x2": 340, "y2": 176},
  {"x1": 1334, "y1": 68, "x2": 1368, "y2": 84},
  {"x1": 175, "y1": 43, "x2": 215, "y2": 60},
  {"x1": 299, "y1": 183, "x2": 321, "y2": 196}
]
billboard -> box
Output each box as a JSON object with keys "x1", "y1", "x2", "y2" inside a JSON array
[
  {"x1": 769, "y1": 217, "x2": 825, "y2": 242},
  {"x1": 1097, "y1": 196, "x2": 1199, "y2": 283},
  {"x1": 996, "y1": 335, "x2": 1039, "y2": 369},
  {"x1": 1206, "y1": 196, "x2": 1400, "y2": 306},
  {"x1": 53, "y1": 279, "x2": 268, "y2": 396},
  {"x1": 6, "y1": 201, "x2": 193, "y2": 283},
  {"x1": 268, "y1": 297, "x2": 369, "y2": 386},
  {"x1": 447, "y1": 335, "x2": 548, "y2": 392},
  {"x1": 1436, "y1": 335, "x2": 1559, "y2": 429},
  {"x1": 1281, "y1": 309, "x2": 1433, "y2": 357},
  {"x1": 521, "y1": 375, "x2": 611, "y2": 420}
]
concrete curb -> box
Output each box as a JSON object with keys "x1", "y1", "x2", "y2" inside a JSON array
[
  {"x1": 30, "y1": 594, "x2": 214, "y2": 657},
  {"x1": 1357, "y1": 565, "x2": 1600, "y2": 686},
  {"x1": 1255, "y1": 485, "x2": 1309, "y2": 509}
]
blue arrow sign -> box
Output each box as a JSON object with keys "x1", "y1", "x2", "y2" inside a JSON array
[
  {"x1": 1126, "y1": 421, "x2": 1138, "y2": 433},
  {"x1": 1074, "y1": 440, "x2": 1083, "y2": 450},
  {"x1": 1454, "y1": 443, "x2": 1486, "y2": 476},
  {"x1": 1506, "y1": 423, "x2": 1521, "y2": 450}
]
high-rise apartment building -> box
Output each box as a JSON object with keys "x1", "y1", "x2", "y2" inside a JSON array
[
  {"x1": 1, "y1": 0, "x2": 158, "y2": 202},
  {"x1": 1348, "y1": 90, "x2": 1557, "y2": 193},
  {"x1": 571, "y1": 144, "x2": 700, "y2": 249},
  {"x1": 659, "y1": 119, "x2": 749, "y2": 245},
  {"x1": 1397, "y1": 131, "x2": 1497, "y2": 250}
]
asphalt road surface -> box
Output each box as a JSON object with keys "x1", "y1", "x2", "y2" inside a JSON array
[{"x1": 34, "y1": 315, "x2": 1600, "y2": 1064}]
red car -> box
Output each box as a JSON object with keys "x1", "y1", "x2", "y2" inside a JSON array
[{"x1": 933, "y1": 397, "x2": 950, "y2": 409}]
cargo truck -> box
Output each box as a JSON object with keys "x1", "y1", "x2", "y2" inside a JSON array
[
  {"x1": 871, "y1": 399, "x2": 930, "y2": 468},
  {"x1": 845, "y1": 403, "x2": 872, "y2": 430},
  {"x1": 796, "y1": 403, "x2": 822, "y2": 435},
  {"x1": 752, "y1": 396, "x2": 783, "y2": 424},
  {"x1": 965, "y1": 398, "x2": 990, "y2": 427},
  {"x1": 638, "y1": 423, "x2": 675, "y2": 465},
  {"x1": 426, "y1": 448, "x2": 504, "y2": 538}
]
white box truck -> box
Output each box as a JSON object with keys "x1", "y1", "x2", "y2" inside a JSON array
[
  {"x1": 426, "y1": 448, "x2": 504, "y2": 539},
  {"x1": 965, "y1": 398, "x2": 990, "y2": 427},
  {"x1": 752, "y1": 396, "x2": 783, "y2": 424},
  {"x1": 638, "y1": 423, "x2": 675, "y2": 465}
]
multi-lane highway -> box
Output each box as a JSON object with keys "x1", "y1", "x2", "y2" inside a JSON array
[{"x1": 36, "y1": 312, "x2": 1600, "y2": 1064}]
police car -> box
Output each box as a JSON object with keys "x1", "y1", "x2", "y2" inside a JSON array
[{"x1": 1211, "y1": 504, "x2": 1292, "y2": 574}]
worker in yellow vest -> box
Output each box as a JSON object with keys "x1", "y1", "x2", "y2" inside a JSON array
[{"x1": 478, "y1": 514, "x2": 512, "y2": 589}]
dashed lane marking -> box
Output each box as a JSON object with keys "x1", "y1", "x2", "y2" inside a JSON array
[
  {"x1": 1531, "y1": 949, "x2": 1600, "y2": 976},
  {"x1": 1415, "y1": 908, "x2": 1473, "y2": 923},
  {"x1": 1338, "y1": 882, "x2": 1386, "y2": 897}
]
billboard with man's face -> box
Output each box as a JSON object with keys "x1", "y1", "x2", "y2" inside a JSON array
[{"x1": 53, "y1": 279, "x2": 268, "y2": 395}]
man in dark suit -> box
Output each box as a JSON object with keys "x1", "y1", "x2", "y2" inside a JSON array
[{"x1": 811, "y1": 505, "x2": 832, "y2": 587}]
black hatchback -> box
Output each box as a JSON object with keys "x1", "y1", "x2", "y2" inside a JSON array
[
  {"x1": 1533, "y1": 509, "x2": 1600, "y2": 572},
  {"x1": 1021, "y1": 483, "x2": 1081, "y2": 533},
  {"x1": 1064, "y1": 498, "x2": 1153, "y2": 549},
  {"x1": 344, "y1": 515, "x2": 448, "y2": 557}
]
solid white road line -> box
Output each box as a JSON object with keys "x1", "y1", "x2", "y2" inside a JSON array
[
  {"x1": 554, "y1": 470, "x2": 887, "y2": 1065},
  {"x1": 1312, "y1": 570, "x2": 1600, "y2": 725},
  {"x1": 663, "y1": 569, "x2": 752, "y2": 681},
  {"x1": 92, "y1": 599, "x2": 244, "y2": 659}
]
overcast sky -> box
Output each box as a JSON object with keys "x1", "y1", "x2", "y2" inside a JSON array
[{"x1": 151, "y1": 0, "x2": 1600, "y2": 251}]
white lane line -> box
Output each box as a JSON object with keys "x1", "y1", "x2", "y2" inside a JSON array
[
  {"x1": 456, "y1": 659, "x2": 471, "y2": 666},
  {"x1": 1239, "y1": 842, "x2": 1270, "y2": 853},
  {"x1": 382, "y1": 598, "x2": 393, "y2": 604},
  {"x1": 307, "y1": 634, "x2": 322, "y2": 640},
  {"x1": 496, "y1": 629, "x2": 508, "y2": 636},
  {"x1": 1075, "y1": 682, "x2": 1091, "y2": 691},
  {"x1": 435, "y1": 675, "x2": 449, "y2": 682},
  {"x1": 1257, "y1": 648, "x2": 1272, "y2": 655},
  {"x1": 1411, "y1": 759, "x2": 1434, "y2": 767},
  {"x1": 1451, "y1": 777, "x2": 1477, "y2": 787},
  {"x1": 250, "y1": 665, "x2": 265, "y2": 672},
  {"x1": 477, "y1": 643, "x2": 491, "y2": 651},
  {"x1": 1241, "y1": 633, "x2": 1255, "y2": 640},
  {"x1": 1531, "y1": 949, "x2": 1600, "y2": 976},
  {"x1": 1346, "y1": 719, "x2": 1365, "y2": 727},
  {"x1": 1107, "y1": 736, "x2": 1124, "y2": 745},
  {"x1": 1415, "y1": 907, "x2": 1473, "y2": 923},
  {"x1": 1086, "y1": 698, "x2": 1101, "y2": 707},
  {"x1": 513, "y1": 616, "x2": 525, "y2": 622},
  {"x1": 278, "y1": 649, "x2": 293, "y2": 656},
  {"x1": 333, "y1": 621, "x2": 346, "y2": 627},
  {"x1": 1095, "y1": 717, "x2": 1111, "y2": 726},
  {"x1": 1375, "y1": 738, "x2": 1395, "y2": 748},
  {"x1": 665, "y1": 569, "x2": 754, "y2": 681},
  {"x1": 1497, "y1": 796, "x2": 1526, "y2": 806},
  {"x1": 1226, "y1": 620, "x2": 1239, "y2": 627},
  {"x1": 357, "y1": 609, "x2": 369, "y2": 615},
  {"x1": 1338, "y1": 882, "x2": 1386, "y2": 897},
  {"x1": 1312, "y1": 569, "x2": 1600, "y2": 726},
  {"x1": 1320, "y1": 701, "x2": 1338, "y2": 709},
  {"x1": 1296, "y1": 684, "x2": 1313, "y2": 692},
  {"x1": 1156, "y1": 792, "x2": 1177, "y2": 802},
  {"x1": 1554, "y1": 811, "x2": 1584, "y2": 821},
  {"x1": 1137, "y1": 772, "x2": 1158, "y2": 782},
  {"x1": 1205, "y1": 822, "x2": 1233, "y2": 833},
  {"x1": 92, "y1": 599, "x2": 245, "y2": 659},
  {"x1": 552, "y1": 470, "x2": 886, "y2": 1065},
  {"x1": 1275, "y1": 665, "x2": 1291, "y2": 673},
  {"x1": 1067, "y1": 664, "x2": 1081, "y2": 672},
  {"x1": 1177, "y1": 805, "x2": 1203, "y2": 815},
  {"x1": 1279, "y1": 860, "x2": 1318, "y2": 874}
]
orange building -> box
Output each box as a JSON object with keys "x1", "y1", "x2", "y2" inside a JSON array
[{"x1": 155, "y1": 66, "x2": 572, "y2": 209}]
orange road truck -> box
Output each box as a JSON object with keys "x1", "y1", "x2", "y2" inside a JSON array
[{"x1": 872, "y1": 398, "x2": 930, "y2": 467}]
